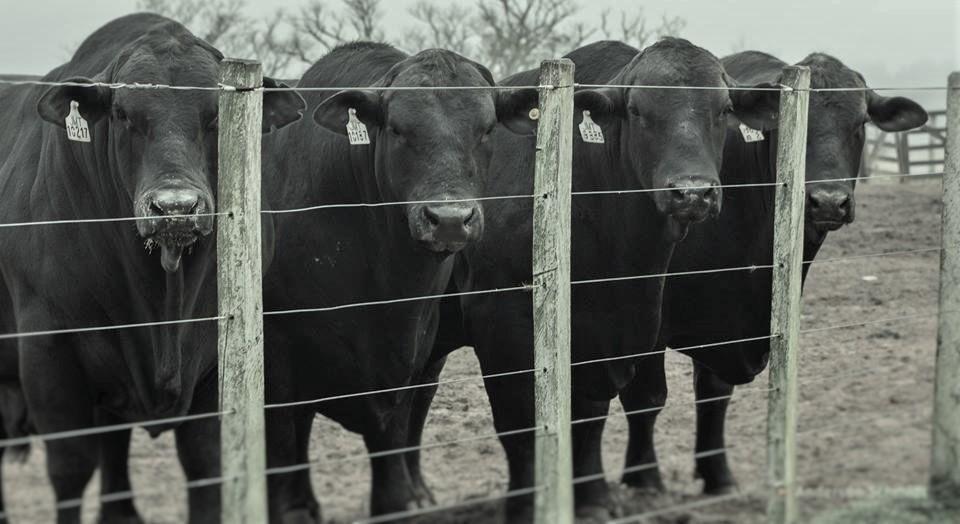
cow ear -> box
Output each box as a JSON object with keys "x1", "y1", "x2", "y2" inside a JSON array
[
  {"x1": 496, "y1": 88, "x2": 539, "y2": 135},
  {"x1": 573, "y1": 88, "x2": 624, "y2": 126},
  {"x1": 312, "y1": 90, "x2": 381, "y2": 135},
  {"x1": 262, "y1": 77, "x2": 306, "y2": 133},
  {"x1": 729, "y1": 81, "x2": 781, "y2": 131},
  {"x1": 37, "y1": 77, "x2": 111, "y2": 128},
  {"x1": 867, "y1": 92, "x2": 928, "y2": 132}
]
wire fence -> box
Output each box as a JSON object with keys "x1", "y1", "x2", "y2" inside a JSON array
[{"x1": 0, "y1": 62, "x2": 954, "y2": 524}]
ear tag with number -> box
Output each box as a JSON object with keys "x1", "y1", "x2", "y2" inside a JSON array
[
  {"x1": 579, "y1": 110, "x2": 604, "y2": 144},
  {"x1": 346, "y1": 108, "x2": 370, "y2": 146},
  {"x1": 65, "y1": 101, "x2": 91, "y2": 143},
  {"x1": 739, "y1": 123, "x2": 765, "y2": 143}
]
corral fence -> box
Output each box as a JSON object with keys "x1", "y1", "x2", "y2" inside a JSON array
[
  {"x1": 863, "y1": 109, "x2": 947, "y2": 179},
  {"x1": 0, "y1": 59, "x2": 957, "y2": 524}
]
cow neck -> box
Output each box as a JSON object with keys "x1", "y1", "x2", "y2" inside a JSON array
[{"x1": 36, "y1": 128, "x2": 212, "y2": 413}]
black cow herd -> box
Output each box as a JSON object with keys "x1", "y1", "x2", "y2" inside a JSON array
[{"x1": 0, "y1": 13, "x2": 929, "y2": 524}]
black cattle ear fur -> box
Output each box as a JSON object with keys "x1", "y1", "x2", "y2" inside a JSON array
[
  {"x1": 867, "y1": 92, "x2": 928, "y2": 132},
  {"x1": 496, "y1": 88, "x2": 539, "y2": 135},
  {"x1": 37, "y1": 77, "x2": 111, "y2": 128},
  {"x1": 312, "y1": 89, "x2": 381, "y2": 135},
  {"x1": 262, "y1": 77, "x2": 306, "y2": 133},
  {"x1": 728, "y1": 79, "x2": 781, "y2": 131},
  {"x1": 573, "y1": 87, "x2": 624, "y2": 126}
]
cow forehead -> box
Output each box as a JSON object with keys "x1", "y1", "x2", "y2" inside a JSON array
[
  {"x1": 114, "y1": 44, "x2": 220, "y2": 87},
  {"x1": 385, "y1": 89, "x2": 496, "y2": 127}
]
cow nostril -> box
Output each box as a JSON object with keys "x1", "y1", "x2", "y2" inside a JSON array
[
  {"x1": 702, "y1": 186, "x2": 718, "y2": 201},
  {"x1": 423, "y1": 207, "x2": 440, "y2": 227},
  {"x1": 149, "y1": 201, "x2": 164, "y2": 216},
  {"x1": 463, "y1": 208, "x2": 476, "y2": 226}
]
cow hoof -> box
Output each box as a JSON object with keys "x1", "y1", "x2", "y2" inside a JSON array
[
  {"x1": 411, "y1": 481, "x2": 437, "y2": 506},
  {"x1": 703, "y1": 481, "x2": 738, "y2": 495},
  {"x1": 97, "y1": 514, "x2": 144, "y2": 524},
  {"x1": 280, "y1": 508, "x2": 320, "y2": 524},
  {"x1": 575, "y1": 504, "x2": 611, "y2": 523}
]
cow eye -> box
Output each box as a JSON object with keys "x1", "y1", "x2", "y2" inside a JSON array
[
  {"x1": 721, "y1": 103, "x2": 734, "y2": 116},
  {"x1": 628, "y1": 105, "x2": 641, "y2": 117}
]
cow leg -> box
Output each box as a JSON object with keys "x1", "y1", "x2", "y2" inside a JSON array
[
  {"x1": 363, "y1": 401, "x2": 420, "y2": 516},
  {"x1": 173, "y1": 380, "x2": 220, "y2": 523},
  {"x1": 403, "y1": 356, "x2": 446, "y2": 507},
  {"x1": 572, "y1": 398, "x2": 611, "y2": 519},
  {"x1": 266, "y1": 407, "x2": 320, "y2": 523},
  {"x1": 618, "y1": 350, "x2": 667, "y2": 492},
  {"x1": 97, "y1": 423, "x2": 143, "y2": 523},
  {"x1": 474, "y1": 345, "x2": 535, "y2": 524},
  {"x1": 692, "y1": 362, "x2": 737, "y2": 494},
  {"x1": 20, "y1": 338, "x2": 98, "y2": 524}
]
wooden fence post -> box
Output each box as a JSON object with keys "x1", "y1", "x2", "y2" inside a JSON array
[
  {"x1": 767, "y1": 65, "x2": 811, "y2": 524},
  {"x1": 930, "y1": 71, "x2": 960, "y2": 509},
  {"x1": 217, "y1": 59, "x2": 268, "y2": 523},
  {"x1": 532, "y1": 58, "x2": 575, "y2": 524}
]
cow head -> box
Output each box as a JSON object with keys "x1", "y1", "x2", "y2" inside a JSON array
[
  {"x1": 572, "y1": 38, "x2": 781, "y2": 241},
  {"x1": 313, "y1": 49, "x2": 537, "y2": 254},
  {"x1": 793, "y1": 54, "x2": 926, "y2": 239},
  {"x1": 36, "y1": 31, "x2": 305, "y2": 273}
]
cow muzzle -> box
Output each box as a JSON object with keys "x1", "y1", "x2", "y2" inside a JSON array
[
  {"x1": 137, "y1": 187, "x2": 214, "y2": 272},
  {"x1": 655, "y1": 177, "x2": 722, "y2": 241},
  {"x1": 807, "y1": 188, "x2": 854, "y2": 231},
  {"x1": 408, "y1": 201, "x2": 484, "y2": 254}
]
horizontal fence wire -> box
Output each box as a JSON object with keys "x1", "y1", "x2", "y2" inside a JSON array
[
  {"x1": 799, "y1": 310, "x2": 941, "y2": 335},
  {"x1": 574, "y1": 83, "x2": 952, "y2": 93},
  {"x1": 609, "y1": 488, "x2": 762, "y2": 524},
  {"x1": 0, "y1": 315, "x2": 224, "y2": 341},
  {"x1": 355, "y1": 486, "x2": 543, "y2": 524},
  {"x1": 264, "y1": 366, "x2": 538, "y2": 410},
  {"x1": 0, "y1": 212, "x2": 226, "y2": 229},
  {"x1": 571, "y1": 334, "x2": 781, "y2": 368},
  {"x1": 263, "y1": 193, "x2": 543, "y2": 215},
  {"x1": 0, "y1": 410, "x2": 229, "y2": 448},
  {"x1": 263, "y1": 284, "x2": 535, "y2": 317}
]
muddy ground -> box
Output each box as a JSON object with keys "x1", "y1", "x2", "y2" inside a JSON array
[{"x1": 3, "y1": 179, "x2": 944, "y2": 523}]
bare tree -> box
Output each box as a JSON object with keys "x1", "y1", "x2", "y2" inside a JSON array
[
  {"x1": 598, "y1": 9, "x2": 686, "y2": 50},
  {"x1": 402, "y1": 2, "x2": 479, "y2": 58},
  {"x1": 403, "y1": 0, "x2": 685, "y2": 78},
  {"x1": 285, "y1": 0, "x2": 384, "y2": 67}
]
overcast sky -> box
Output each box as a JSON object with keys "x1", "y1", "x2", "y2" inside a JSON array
[{"x1": 3, "y1": 0, "x2": 957, "y2": 102}]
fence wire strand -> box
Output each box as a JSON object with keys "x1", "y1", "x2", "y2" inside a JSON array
[{"x1": 0, "y1": 315, "x2": 225, "y2": 341}]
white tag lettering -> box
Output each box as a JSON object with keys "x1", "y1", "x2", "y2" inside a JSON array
[
  {"x1": 739, "y1": 123, "x2": 765, "y2": 143},
  {"x1": 579, "y1": 110, "x2": 604, "y2": 144},
  {"x1": 65, "y1": 101, "x2": 91, "y2": 143},
  {"x1": 346, "y1": 108, "x2": 370, "y2": 145}
]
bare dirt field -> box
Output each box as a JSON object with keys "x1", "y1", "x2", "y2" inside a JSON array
[{"x1": 3, "y1": 179, "x2": 945, "y2": 523}]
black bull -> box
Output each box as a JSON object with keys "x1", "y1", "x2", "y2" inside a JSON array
[
  {"x1": 258, "y1": 42, "x2": 539, "y2": 521},
  {"x1": 0, "y1": 13, "x2": 303, "y2": 522},
  {"x1": 616, "y1": 51, "x2": 928, "y2": 495},
  {"x1": 413, "y1": 39, "x2": 786, "y2": 521}
]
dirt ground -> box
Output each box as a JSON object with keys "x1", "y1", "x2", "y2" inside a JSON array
[{"x1": 2, "y1": 179, "x2": 945, "y2": 523}]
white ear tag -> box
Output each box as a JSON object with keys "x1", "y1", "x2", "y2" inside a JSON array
[
  {"x1": 346, "y1": 108, "x2": 370, "y2": 146},
  {"x1": 65, "y1": 101, "x2": 91, "y2": 143},
  {"x1": 579, "y1": 110, "x2": 604, "y2": 144},
  {"x1": 739, "y1": 123, "x2": 765, "y2": 143}
]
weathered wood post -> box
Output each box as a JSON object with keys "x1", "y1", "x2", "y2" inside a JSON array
[
  {"x1": 767, "y1": 65, "x2": 811, "y2": 524},
  {"x1": 930, "y1": 71, "x2": 960, "y2": 508},
  {"x1": 532, "y1": 58, "x2": 575, "y2": 524},
  {"x1": 217, "y1": 59, "x2": 268, "y2": 523}
]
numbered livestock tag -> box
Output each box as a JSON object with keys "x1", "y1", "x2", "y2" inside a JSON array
[
  {"x1": 579, "y1": 111, "x2": 604, "y2": 144},
  {"x1": 739, "y1": 123, "x2": 765, "y2": 143},
  {"x1": 346, "y1": 108, "x2": 370, "y2": 146},
  {"x1": 65, "y1": 101, "x2": 91, "y2": 143}
]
